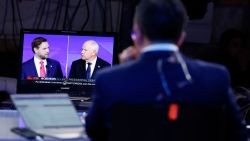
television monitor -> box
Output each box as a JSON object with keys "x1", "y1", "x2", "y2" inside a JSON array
[{"x1": 17, "y1": 29, "x2": 118, "y2": 99}]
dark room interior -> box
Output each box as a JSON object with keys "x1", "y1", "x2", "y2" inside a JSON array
[{"x1": 0, "y1": 0, "x2": 250, "y2": 140}]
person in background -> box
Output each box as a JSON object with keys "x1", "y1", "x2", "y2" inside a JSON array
[
  {"x1": 219, "y1": 29, "x2": 250, "y2": 127},
  {"x1": 69, "y1": 40, "x2": 110, "y2": 79},
  {"x1": 22, "y1": 37, "x2": 63, "y2": 79},
  {"x1": 86, "y1": 0, "x2": 248, "y2": 141},
  {"x1": 219, "y1": 28, "x2": 250, "y2": 89}
]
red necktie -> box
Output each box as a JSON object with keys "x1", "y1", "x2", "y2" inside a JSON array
[{"x1": 40, "y1": 60, "x2": 46, "y2": 77}]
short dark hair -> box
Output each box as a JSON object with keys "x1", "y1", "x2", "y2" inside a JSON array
[
  {"x1": 31, "y1": 37, "x2": 47, "y2": 53},
  {"x1": 134, "y1": 0, "x2": 187, "y2": 43}
]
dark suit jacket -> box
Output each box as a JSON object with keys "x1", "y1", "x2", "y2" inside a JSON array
[
  {"x1": 69, "y1": 58, "x2": 110, "y2": 79},
  {"x1": 21, "y1": 58, "x2": 63, "y2": 79},
  {"x1": 86, "y1": 51, "x2": 248, "y2": 141}
]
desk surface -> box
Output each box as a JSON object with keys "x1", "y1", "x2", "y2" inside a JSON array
[{"x1": 0, "y1": 110, "x2": 88, "y2": 141}]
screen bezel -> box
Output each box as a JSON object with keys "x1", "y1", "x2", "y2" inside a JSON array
[{"x1": 17, "y1": 29, "x2": 118, "y2": 96}]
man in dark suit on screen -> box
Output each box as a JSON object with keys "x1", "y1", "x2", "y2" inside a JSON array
[
  {"x1": 86, "y1": 0, "x2": 247, "y2": 141},
  {"x1": 22, "y1": 37, "x2": 63, "y2": 80},
  {"x1": 69, "y1": 40, "x2": 110, "y2": 79}
]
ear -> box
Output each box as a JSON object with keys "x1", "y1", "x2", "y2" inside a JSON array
[
  {"x1": 131, "y1": 22, "x2": 144, "y2": 49},
  {"x1": 34, "y1": 47, "x2": 39, "y2": 53},
  {"x1": 176, "y1": 31, "x2": 186, "y2": 47},
  {"x1": 92, "y1": 49, "x2": 97, "y2": 55},
  {"x1": 134, "y1": 30, "x2": 149, "y2": 50},
  {"x1": 136, "y1": 31, "x2": 143, "y2": 47}
]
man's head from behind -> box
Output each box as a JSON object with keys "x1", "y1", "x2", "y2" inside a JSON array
[
  {"x1": 133, "y1": 0, "x2": 187, "y2": 48},
  {"x1": 81, "y1": 40, "x2": 99, "y2": 62},
  {"x1": 32, "y1": 37, "x2": 49, "y2": 60}
]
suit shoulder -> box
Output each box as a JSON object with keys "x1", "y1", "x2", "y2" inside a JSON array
[
  {"x1": 95, "y1": 61, "x2": 134, "y2": 80},
  {"x1": 191, "y1": 59, "x2": 228, "y2": 73},
  {"x1": 97, "y1": 58, "x2": 110, "y2": 65},
  {"x1": 182, "y1": 54, "x2": 226, "y2": 72},
  {"x1": 186, "y1": 58, "x2": 230, "y2": 83},
  {"x1": 71, "y1": 59, "x2": 84, "y2": 64},
  {"x1": 22, "y1": 58, "x2": 33, "y2": 66}
]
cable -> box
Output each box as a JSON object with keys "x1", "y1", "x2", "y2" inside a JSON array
[
  {"x1": 81, "y1": 0, "x2": 90, "y2": 31},
  {"x1": 175, "y1": 52, "x2": 192, "y2": 82},
  {"x1": 157, "y1": 59, "x2": 172, "y2": 96},
  {"x1": 157, "y1": 52, "x2": 193, "y2": 97},
  {"x1": 157, "y1": 58, "x2": 170, "y2": 97}
]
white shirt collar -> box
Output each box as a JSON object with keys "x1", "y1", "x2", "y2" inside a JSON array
[{"x1": 142, "y1": 43, "x2": 179, "y2": 53}]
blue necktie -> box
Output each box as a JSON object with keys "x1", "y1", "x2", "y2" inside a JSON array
[{"x1": 86, "y1": 62, "x2": 92, "y2": 79}]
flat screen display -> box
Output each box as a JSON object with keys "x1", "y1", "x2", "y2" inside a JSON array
[{"x1": 17, "y1": 29, "x2": 118, "y2": 98}]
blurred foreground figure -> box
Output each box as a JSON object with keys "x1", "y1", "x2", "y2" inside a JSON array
[{"x1": 86, "y1": 0, "x2": 248, "y2": 141}]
